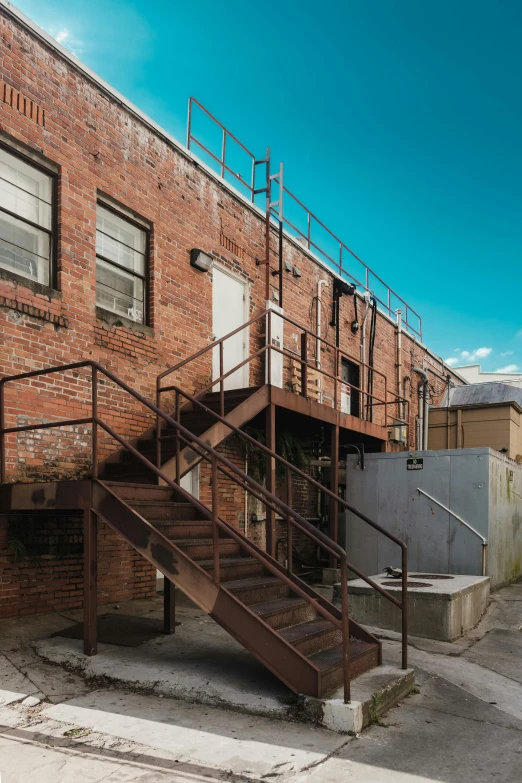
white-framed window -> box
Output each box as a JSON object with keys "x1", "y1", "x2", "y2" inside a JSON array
[
  {"x1": 0, "y1": 145, "x2": 54, "y2": 286},
  {"x1": 96, "y1": 202, "x2": 148, "y2": 324}
]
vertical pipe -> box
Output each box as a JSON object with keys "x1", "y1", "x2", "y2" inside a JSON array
[
  {"x1": 175, "y1": 391, "x2": 180, "y2": 486},
  {"x1": 300, "y1": 332, "x2": 308, "y2": 397},
  {"x1": 396, "y1": 309, "x2": 403, "y2": 421},
  {"x1": 457, "y1": 408, "x2": 462, "y2": 448},
  {"x1": 265, "y1": 403, "x2": 276, "y2": 558},
  {"x1": 401, "y1": 545, "x2": 408, "y2": 669},
  {"x1": 265, "y1": 148, "x2": 271, "y2": 301},
  {"x1": 267, "y1": 310, "x2": 272, "y2": 386},
  {"x1": 286, "y1": 467, "x2": 293, "y2": 573},
  {"x1": 423, "y1": 380, "x2": 429, "y2": 451},
  {"x1": 334, "y1": 348, "x2": 339, "y2": 411},
  {"x1": 329, "y1": 424, "x2": 339, "y2": 567},
  {"x1": 164, "y1": 579, "x2": 176, "y2": 634},
  {"x1": 91, "y1": 366, "x2": 98, "y2": 479},
  {"x1": 83, "y1": 501, "x2": 97, "y2": 656},
  {"x1": 211, "y1": 456, "x2": 220, "y2": 583},
  {"x1": 482, "y1": 543, "x2": 487, "y2": 577},
  {"x1": 316, "y1": 280, "x2": 329, "y2": 370},
  {"x1": 341, "y1": 557, "x2": 350, "y2": 703},
  {"x1": 0, "y1": 381, "x2": 5, "y2": 484},
  {"x1": 219, "y1": 342, "x2": 225, "y2": 417}
]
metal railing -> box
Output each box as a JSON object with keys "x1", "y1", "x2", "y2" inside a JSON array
[
  {"x1": 0, "y1": 360, "x2": 404, "y2": 703},
  {"x1": 157, "y1": 307, "x2": 409, "y2": 432},
  {"x1": 186, "y1": 97, "x2": 422, "y2": 339},
  {"x1": 417, "y1": 488, "x2": 488, "y2": 576},
  {"x1": 158, "y1": 382, "x2": 409, "y2": 680}
]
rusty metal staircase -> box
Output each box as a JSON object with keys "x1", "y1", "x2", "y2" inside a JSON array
[{"x1": 1, "y1": 332, "x2": 408, "y2": 700}]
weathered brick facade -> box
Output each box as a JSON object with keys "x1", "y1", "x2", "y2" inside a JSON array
[{"x1": 0, "y1": 5, "x2": 462, "y2": 617}]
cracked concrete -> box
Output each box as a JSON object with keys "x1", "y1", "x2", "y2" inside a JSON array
[{"x1": 0, "y1": 579, "x2": 520, "y2": 781}]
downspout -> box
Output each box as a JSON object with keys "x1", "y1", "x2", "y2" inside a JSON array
[
  {"x1": 412, "y1": 367, "x2": 429, "y2": 450},
  {"x1": 396, "y1": 309, "x2": 403, "y2": 419},
  {"x1": 360, "y1": 291, "x2": 372, "y2": 419},
  {"x1": 316, "y1": 279, "x2": 329, "y2": 369}
]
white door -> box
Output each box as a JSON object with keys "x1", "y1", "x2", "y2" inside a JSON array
[
  {"x1": 180, "y1": 464, "x2": 200, "y2": 499},
  {"x1": 212, "y1": 266, "x2": 248, "y2": 390}
]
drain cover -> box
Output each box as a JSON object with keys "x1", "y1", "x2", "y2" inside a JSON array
[
  {"x1": 412, "y1": 574, "x2": 454, "y2": 579},
  {"x1": 382, "y1": 580, "x2": 433, "y2": 588}
]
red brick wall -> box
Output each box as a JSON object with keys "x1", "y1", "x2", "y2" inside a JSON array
[
  {"x1": 0, "y1": 513, "x2": 155, "y2": 619},
  {"x1": 0, "y1": 9, "x2": 462, "y2": 610}
]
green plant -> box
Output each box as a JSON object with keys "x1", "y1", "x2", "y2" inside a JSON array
[{"x1": 237, "y1": 426, "x2": 310, "y2": 482}]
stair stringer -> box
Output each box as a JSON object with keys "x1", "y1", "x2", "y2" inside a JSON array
[
  {"x1": 92, "y1": 480, "x2": 322, "y2": 696},
  {"x1": 162, "y1": 385, "x2": 270, "y2": 481}
]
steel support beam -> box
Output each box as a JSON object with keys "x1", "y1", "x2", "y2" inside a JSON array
[
  {"x1": 265, "y1": 403, "x2": 276, "y2": 558},
  {"x1": 164, "y1": 579, "x2": 176, "y2": 634},
  {"x1": 329, "y1": 424, "x2": 339, "y2": 567},
  {"x1": 83, "y1": 505, "x2": 97, "y2": 656}
]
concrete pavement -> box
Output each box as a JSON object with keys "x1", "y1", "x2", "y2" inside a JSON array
[{"x1": 0, "y1": 578, "x2": 520, "y2": 781}]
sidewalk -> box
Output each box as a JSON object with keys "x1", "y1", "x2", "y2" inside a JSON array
[{"x1": 0, "y1": 579, "x2": 520, "y2": 782}]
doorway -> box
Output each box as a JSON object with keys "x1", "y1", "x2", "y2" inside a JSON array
[
  {"x1": 212, "y1": 266, "x2": 249, "y2": 390},
  {"x1": 341, "y1": 359, "x2": 361, "y2": 417}
]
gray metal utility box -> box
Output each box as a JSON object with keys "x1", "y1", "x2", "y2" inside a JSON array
[{"x1": 341, "y1": 448, "x2": 522, "y2": 590}]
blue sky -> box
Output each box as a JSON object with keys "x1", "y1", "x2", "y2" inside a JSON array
[{"x1": 13, "y1": 0, "x2": 522, "y2": 372}]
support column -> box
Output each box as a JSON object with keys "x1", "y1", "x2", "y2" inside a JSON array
[
  {"x1": 265, "y1": 403, "x2": 276, "y2": 558},
  {"x1": 329, "y1": 424, "x2": 339, "y2": 567},
  {"x1": 164, "y1": 579, "x2": 176, "y2": 634},
  {"x1": 83, "y1": 505, "x2": 97, "y2": 656}
]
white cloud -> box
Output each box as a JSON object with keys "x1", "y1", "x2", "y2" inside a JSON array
[
  {"x1": 500, "y1": 351, "x2": 514, "y2": 357},
  {"x1": 473, "y1": 347, "x2": 492, "y2": 359},
  {"x1": 516, "y1": 330, "x2": 522, "y2": 339},
  {"x1": 46, "y1": 25, "x2": 83, "y2": 57},
  {"x1": 461, "y1": 350, "x2": 470, "y2": 359},
  {"x1": 445, "y1": 357, "x2": 459, "y2": 367},
  {"x1": 450, "y1": 347, "x2": 492, "y2": 365},
  {"x1": 495, "y1": 364, "x2": 520, "y2": 373}
]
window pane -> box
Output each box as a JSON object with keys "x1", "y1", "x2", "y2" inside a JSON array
[
  {"x1": 0, "y1": 212, "x2": 50, "y2": 284},
  {"x1": 96, "y1": 257, "x2": 144, "y2": 323},
  {"x1": 96, "y1": 204, "x2": 145, "y2": 274},
  {"x1": 0, "y1": 148, "x2": 52, "y2": 229}
]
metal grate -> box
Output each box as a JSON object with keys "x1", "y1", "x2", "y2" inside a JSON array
[
  {"x1": 412, "y1": 574, "x2": 454, "y2": 579},
  {"x1": 382, "y1": 580, "x2": 432, "y2": 588}
]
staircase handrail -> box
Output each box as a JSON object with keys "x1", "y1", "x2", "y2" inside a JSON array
[{"x1": 0, "y1": 359, "x2": 358, "y2": 701}]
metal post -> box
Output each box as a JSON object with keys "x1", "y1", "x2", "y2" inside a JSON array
[
  {"x1": 286, "y1": 467, "x2": 293, "y2": 573},
  {"x1": 267, "y1": 310, "x2": 272, "y2": 385},
  {"x1": 91, "y1": 366, "x2": 98, "y2": 479},
  {"x1": 329, "y1": 424, "x2": 339, "y2": 567},
  {"x1": 401, "y1": 546, "x2": 408, "y2": 669},
  {"x1": 278, "y1": 219, "x2": 283, "y2": 307},
  {"x1": 300, "y1": 332, "x2": 308, "y2": 397},
  {"x1": 219, "y1": 342, "x2": 225, "y2": 417},
  {"x1": 164, "y1": 579, "x2": 176, "y2": 634},
  {"x1": 482, "y1": 542, "x2": 487, "y2": 577},
  {"x1": 334, "y1": 348, "x2": 338, "y2": 411},
  {"x1": 83, "y1": 502, "x2": 97, "y2": 656},
  {"x1": 265, "y1": 403, "x2": 276, "y2": 558},
  {"x1": 0, "y1": 380, "x2": 5, "y2": 484},
  {"x1": 221, "y1": 131, "x2": 227, "y2": 179},
  {"x1": 211, "y1": 456, "x2": 220, "y2": 583},
  {"x1": 341, "y1": 557, "x2": 350, "y2": 703},
  {"x1": 156, "y1": 382, "x2": 162, "y2": 470},
  {"x1": 175, "y1": 391, "x2": 181, "y2": 486},
  {"x1": 265, "y1": 148, "x2": 271, "y2": 301}
]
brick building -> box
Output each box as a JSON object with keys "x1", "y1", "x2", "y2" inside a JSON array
[{"x1": 0, "y1": 1, "x2": 462, "y2": 624}]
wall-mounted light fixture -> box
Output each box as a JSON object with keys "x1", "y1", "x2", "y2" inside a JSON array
[
  {"x1": 292, "y1": 265, "x2": 301, "y2": 278},
  {"x1": 190, "y1": 248, "x2": 213, "y2": 272}
]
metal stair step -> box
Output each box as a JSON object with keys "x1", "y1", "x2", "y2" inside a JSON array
[
  {"x1": 279, "y1": 618, "x2": 342, "y2": 656},
  {"x1": 223, "y1": 575, "x2": 289, "y2": 605},
  {"x1": 249, "y1": 596, "x2": 316, "y2": 630},
  {"x1": 198, "y1": 556, "x2": 266, "y2": 580},
  {"x1": 129, "y1": 500, "x2": 200, "y2": 520}
]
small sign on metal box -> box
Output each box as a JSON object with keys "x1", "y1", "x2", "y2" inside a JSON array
[{"x1": 407, "y1": 457, "x2": 423, "y2": 470}]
